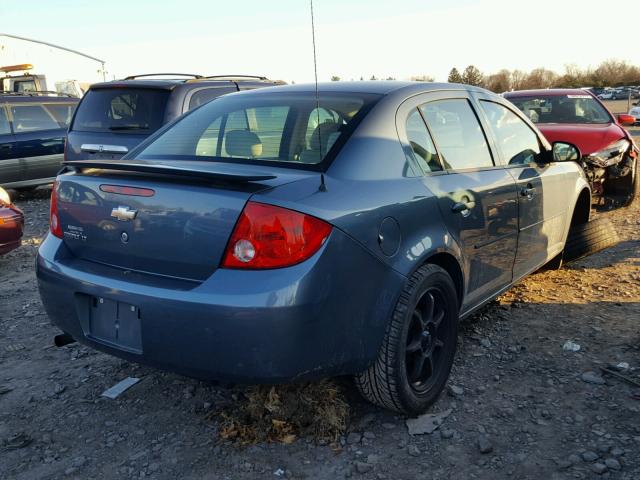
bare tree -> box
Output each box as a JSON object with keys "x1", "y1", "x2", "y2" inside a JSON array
[{"x1": 484, "y1": 69, "x2": 512, "y2": 93}]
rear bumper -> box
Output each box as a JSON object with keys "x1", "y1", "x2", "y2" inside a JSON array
[{"x1": 36, "y1": 229, "x2": 404, "y2": 383}]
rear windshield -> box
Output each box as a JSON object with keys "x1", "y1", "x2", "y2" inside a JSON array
[
  {"x1": 135, "y1": 92, "x2": 379, "y2": 167},
  {"x1": 507, "y1": 94, "x2": 612, "y2": 125},
  {"x1": 71, "y1": 88, "x2": 170, "y2": 133}
]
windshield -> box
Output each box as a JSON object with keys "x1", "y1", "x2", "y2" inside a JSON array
[
  {"x1": 71, "y1": 88, "x2": 170, "y2": 133},
  {"x1": 135, "y1": 92, "x2": 379, "y2": 167},
  {"x1": 507, "y1": 94, "x2": 612, "y2": 125}
]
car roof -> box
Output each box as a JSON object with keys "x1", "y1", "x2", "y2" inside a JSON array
[
  {"x1": 89, "y1": 76, "x2": 281, "y2": 91},
  {"x1": 504, "y1": 88, "x2": 593, "y2": 97},
  {"x1": 0, "y1": 93, "x2": 79, "y2": 102},
  {"x1": 232, "y1": 80, "x2": 485, "y2": 96}
]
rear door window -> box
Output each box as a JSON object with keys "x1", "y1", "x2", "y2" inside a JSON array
[
  {"x1": 71, "y1": 88, "x2": 170, "y2": 133},
  {"x1": 479, "y1": 101, "x2": 542, "y2": 165},
  {"x1": 0, "y1": 106, "x2": 10, "y2": 135},
  {"x1": 10, "y1": 104, "x2": 60, "y2": 132},
  {"x1": 420, "y1": 99, "x2": 494, "y2": 170}
]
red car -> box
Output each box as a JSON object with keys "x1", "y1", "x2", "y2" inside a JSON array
[
  {"x1": 0, "y1": 187, "x2": 24, "y2": 255},
  {"x1": 504, "y1": 89, "x2": 638, "y2": 207}
]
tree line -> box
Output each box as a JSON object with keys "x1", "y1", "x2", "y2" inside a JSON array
[
  {"x1": 448, "y1": 60, "x2": 640, "y2": 92},
  {"x1": 329, "y1": 59, "x2": 640, "y2": 92}
]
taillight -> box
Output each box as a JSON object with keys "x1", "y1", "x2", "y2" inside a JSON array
[
  {"x1": 221, "y1": 202, "x2": 332, "y2": 269},
  {"x1": 50, "y1": 182, "x2": 63, "y2": 238}
]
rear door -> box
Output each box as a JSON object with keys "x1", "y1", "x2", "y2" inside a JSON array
[
  {"x1": 402, "y1": 93, "x2": 519, "y2": 311},
  {"x1": 66, "y1": 88, "x2": 171, "y2": 161},
  {"x1": 0, "y1": 103, "x2": 20, "y2": 185},
  {"x1": 8, "y1": 102, "x2": 67, "y2": 183},
  {"x1": 476, "y1": 97, "x2": 572, "y2": 278}
]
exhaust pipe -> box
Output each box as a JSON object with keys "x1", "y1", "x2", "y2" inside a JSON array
[{"x1": 54, "y1": 334, "x2": 76, "y2": 347}]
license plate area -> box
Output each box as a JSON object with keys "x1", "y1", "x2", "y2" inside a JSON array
[{"x1": 86, "y1": 296, "x2": 142, "y2": 354}]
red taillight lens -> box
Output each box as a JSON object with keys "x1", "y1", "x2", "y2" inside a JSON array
[
  {"x1": 221, "y1": 202, "x2": 332, "y2": 269},
  {"x1": 50, "y1": 182, "x2": 63, "y2": 238}
]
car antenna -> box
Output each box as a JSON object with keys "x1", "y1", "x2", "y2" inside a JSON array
[{"x1": 310, "y1": 0, "x2": 327, "y2": 192}]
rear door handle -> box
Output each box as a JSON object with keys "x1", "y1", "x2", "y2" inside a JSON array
[
  {"x1": 451, "y1": 200, "x2": 476, "y2": 213},
  {"x1": 0, "y1": 144, "x2": 11, "y2": 150}
]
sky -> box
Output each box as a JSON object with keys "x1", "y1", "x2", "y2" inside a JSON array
[{"x1": 1, "y1": 0, "x2": 639, "y2": 84}]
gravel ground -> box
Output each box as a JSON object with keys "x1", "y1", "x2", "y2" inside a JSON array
[{"x1": 1, "y1": 187, "x2": 639, "y2": 480}]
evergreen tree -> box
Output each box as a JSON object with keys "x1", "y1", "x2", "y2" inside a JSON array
[{"x1": 448, "y1": 67, "x2": 463, "y2": 83}]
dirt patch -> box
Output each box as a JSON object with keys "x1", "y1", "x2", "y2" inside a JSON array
[
  {"x1": 215, "y1": 381, "x2": 349, "y2": 446},
  {"x1": 1, "y1": 186, "x2": 639, "y2": 479}
]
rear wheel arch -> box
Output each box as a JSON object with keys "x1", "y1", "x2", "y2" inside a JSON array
[{"x1": 422, "y1": 252, "x2": 464, "y2": 309}]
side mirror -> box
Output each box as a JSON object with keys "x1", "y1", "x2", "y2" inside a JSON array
[
  {"x1": 552, "y1": 142, "x2": 581, "y2": 162},
  {"x1": 617, "y1": 114, "x2": 636, "y2": 126}
]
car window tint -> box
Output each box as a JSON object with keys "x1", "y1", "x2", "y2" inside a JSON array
[
  {"x1": 223, "y1": 106, "x2": 289, "y2": 158},
  {"x1": 10, "y1": 104, "x2": 59, "y2": 132},
  {"x1": 405, "y1": 109, "x2": 442, "y2": 173},
  {"x1": 72, "y1": 88, "x2": 170, "y2": 133},
  {"x1": 0, "y1": 107, "x2": 10, "y2": 135},
  {"x1": 420, "y1": 99, "x2": 493, "y2": 170},
  {"x1": 137, "y1": 93, "x2": 375, "y2": 166},
  {"x1": 188, "y1": 89, "x2": 227, "y2": 110},
  {"x1": 480, "y1": 101, "x2": 541, "y2": 165},
  {"x1": 44, "y1": 103, "x2": 77, "y2": 128},
  {"x1": 195, "y1": 117, "x2": 222, "y2": 156},
  {"x1": 301, "y1": 107, "x2": 345, "y2": 163}
]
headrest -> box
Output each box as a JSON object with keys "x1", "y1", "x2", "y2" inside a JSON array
[
  {"x1": 225, "y1": 130, "x2": 263, "y2": 158},
  {"x1": 309, "y1": 122, "x2": 340, "y2": 152}
]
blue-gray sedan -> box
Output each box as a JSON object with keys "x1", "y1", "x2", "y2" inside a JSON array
[{"x1": 37, "y1": 82, "x2": 590, "y2": 414}]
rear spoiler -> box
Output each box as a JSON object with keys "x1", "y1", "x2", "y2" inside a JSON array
[{"x1": 63, "y1": 159, "x2": 277, "y2": 182}]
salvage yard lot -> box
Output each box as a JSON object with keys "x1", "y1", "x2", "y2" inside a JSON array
[
  {"x1": 603, "y1": 100, "x2": 640, "y2": 137},
  {"x1": 1, "y1": 190, "x2": 639, "y2": 479}
]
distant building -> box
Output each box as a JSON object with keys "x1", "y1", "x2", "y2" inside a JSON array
[{"x1": 0, "y1": 33, "x2": 106, "y2": 96}]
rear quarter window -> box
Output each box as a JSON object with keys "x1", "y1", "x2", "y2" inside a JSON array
[
  {"x1": 71, "y1": 88, "x2": 170, "y2": 134},
  {"x1": 44, "y1": 103, "x2": 77, "y2": 128}
]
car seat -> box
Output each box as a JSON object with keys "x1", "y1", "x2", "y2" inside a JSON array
[
  {"x1": 225, "y1": 130, "x2": 263, "y2": 158},
  {"x1": 299, "y1": 122, "x2": 341, "y2": 163}
]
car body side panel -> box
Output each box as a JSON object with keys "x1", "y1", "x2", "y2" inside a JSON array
[
  {"x1": 254, "y1": 175, "x2": 459, "y2": 279},
  {"x1": 0, "y1": 130, "x2": 21, "y2": 185},
  {"x1": 12, "y1": 129, "x2": 65, "y2": 181},
  {"x1": 506, "y1": 161, "x2": 576, "y2": 277}
]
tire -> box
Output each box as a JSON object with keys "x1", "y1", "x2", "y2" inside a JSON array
[
  {"x1": 355, "y1": 264, "x2": 459, "y2": 415},
  {"x1": 563, "y1": 217, "x2": 619, "y2": 263}
]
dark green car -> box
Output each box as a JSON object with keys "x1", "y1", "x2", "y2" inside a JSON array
[{"x1": 0, "y1": 92, "x2": 79, "y2": 190}]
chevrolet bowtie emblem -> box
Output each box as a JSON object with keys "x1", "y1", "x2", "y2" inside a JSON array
[{"x1": 110, "y1": 206, "x2": 137, "y2": 221}]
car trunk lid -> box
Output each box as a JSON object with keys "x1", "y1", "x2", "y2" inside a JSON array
[{"x1": 56, "y1": 160, "x2": 308, "y2": 281}]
